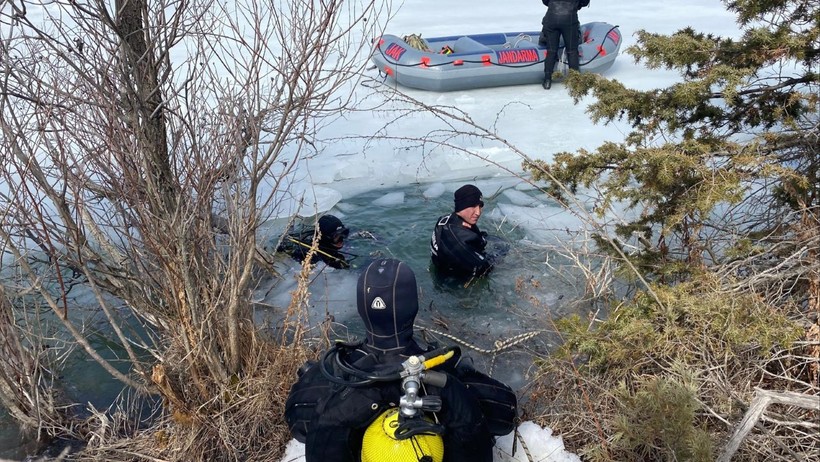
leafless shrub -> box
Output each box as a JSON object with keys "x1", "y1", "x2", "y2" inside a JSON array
[
  {"x1": 0, "y1": 289, "x2": 77, "y2": 442},
  {"x1": 1, "y1": 0, "x2": 384, "y2": 458}
]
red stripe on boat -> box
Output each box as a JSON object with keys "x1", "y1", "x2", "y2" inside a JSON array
[
  {"x1": 607, "y1": 30, "x2": 620, "y2": 44},
  {"x1": 453, "y1": 59, "x2": 464, "y2": 66}
]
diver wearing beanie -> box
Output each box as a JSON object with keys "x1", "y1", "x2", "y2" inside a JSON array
[
  {"x1": 279, "y1": 214, "x2": 351, "y2": 269},
  {"x1": 430, "y1": 184, "x2": 494, "y2": 278},
  {"x1": 284, "y1": 259, "x2": 516, "y2": 462}
]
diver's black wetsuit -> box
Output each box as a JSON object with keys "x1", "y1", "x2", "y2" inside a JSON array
[
  {"x1": 287, "y1": 344, "x2": 505, "y2": 462},
  {"x1": 284, "y1": 259, "x2": 516, "y2": 462},
  {"x1": 279, "y1": 215, "x2": 350, "y2": 269},
  {"x1": 538, "y1": 0, "x2": 590, "y2": 86},
  {"x1": 430, "y1": 212, "x2": 493, "y2": 278},
  {"x1": 282, "y1": 236, "x2": 349, "y2": 269}
]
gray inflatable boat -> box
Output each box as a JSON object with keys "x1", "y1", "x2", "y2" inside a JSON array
[{"x1": 370, "y1": 22, "x2": 621, "y2": 92}]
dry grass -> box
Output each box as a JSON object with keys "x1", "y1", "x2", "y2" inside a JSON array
[
  {"x1": 72, "y1": 338, "x2": 314, "y2": 462},
  {"x1": 61, "y1": 254, "x2": 326, "y2": 462},
  {"x1": 522, "y1": 277, "x2": 819, "y2": 461}
]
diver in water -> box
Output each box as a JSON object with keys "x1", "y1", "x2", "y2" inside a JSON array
[
  {"x1": 279, "y1": 214, "x2": 351, "y2": 269},
  {"x1": 430, "y1": 184, "x2": 494, "y2": 279},
  {"x1": 285, "y1": 258, "x2": 517, "y2": 462}
]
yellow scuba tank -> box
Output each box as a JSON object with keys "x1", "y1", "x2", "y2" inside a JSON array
[{"x1": 361, "y1": 408, "x2": 444, "y2": 462}]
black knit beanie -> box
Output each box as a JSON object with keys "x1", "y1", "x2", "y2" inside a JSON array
[
  {"x1": 357, "y1": 259, "x2": 419, "y2": 353},
  {"x1": 318, "y1": 215, "x2": 348, "y2": 244},
  {"x1": 454, "y1": 184, "x2": 484, "y2": 212}
]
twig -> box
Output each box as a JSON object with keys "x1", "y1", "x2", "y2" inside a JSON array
[{"x1": 718, "y1": 388, "x2": 820, "y2": 462}]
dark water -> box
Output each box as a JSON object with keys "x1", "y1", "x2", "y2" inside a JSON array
[
  {"x1": 256, "y1": 179, "x2": 591, "y2": 394},
  {"x1": 0, "y1": 408, "x2": 36, "y2": 460},
  {"x1": 0, "y1": 304, "x2": 159, "y2": 460},
  {"x1": 1, "y1": 178, "x2": 591, "y2": 459}
]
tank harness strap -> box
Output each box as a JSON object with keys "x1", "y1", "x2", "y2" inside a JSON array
[{"x1": 395, "y1": 418, "x2": 446, "y2": 439}]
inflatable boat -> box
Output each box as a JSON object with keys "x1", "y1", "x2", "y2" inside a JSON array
[{"x1": 370, "y1": 22, "x2": 621, "y2": 92}]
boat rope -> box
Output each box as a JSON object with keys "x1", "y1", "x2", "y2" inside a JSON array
[
  {"x1": 516, "y1": 426, "x2": 536, "y2": 462},
  {"x1": 415, "y1": 325, "x2": 540, "y2": 373},
  {"x1": 416, "y1": 325, "x2": 540, "y2": 355},
  {"x1": 373, "y1": 24, "x2": 620, "y2": 71},
  {"x1": 285, "y1": 236, "x2": 342, "y2": 263},
  {"x1": 416, "y1": 327, "x2": 540, "y2": 375},
  {"x1": 575, "y1": 24, "x2": 620, "y2": 67},
  {"x1": 374, "y1": 41, "x2": 546, "y2": 70}
]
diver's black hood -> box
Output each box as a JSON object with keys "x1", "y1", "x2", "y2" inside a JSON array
[
  {"x1": 318, "y1": 215, "x2": 348, "y2": 245},
  {"x1": 357, "y1": 259, "x2": 418, "y2": 353}
]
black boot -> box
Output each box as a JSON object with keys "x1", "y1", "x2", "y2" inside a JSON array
[{"x1": 542, "y1": 78, "x2": 552, "y2": 90}]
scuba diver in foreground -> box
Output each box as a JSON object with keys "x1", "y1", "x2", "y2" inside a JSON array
[
  {"x1": 285, "y1": 258, "x2": 517, "y2": 462},
  {"x1": 278, "y1": 214, "x2": 352, "y2": 269}
]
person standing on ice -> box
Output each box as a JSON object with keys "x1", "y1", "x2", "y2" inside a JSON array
[
  {"x1": 538, "y1": 0, "x2": 590, "y2": 89},
  {"x1": 430, "y1": 184, "x2": 494, "y2": 279}
]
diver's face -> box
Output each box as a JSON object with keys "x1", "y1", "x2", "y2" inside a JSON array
[{"x1": 456, "y1": 204, "x2": 482, "y2": 226}]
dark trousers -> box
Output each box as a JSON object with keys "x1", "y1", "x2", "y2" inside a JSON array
[{"x1": 539, "y1": 13, "x2": 581, "y2": 80}]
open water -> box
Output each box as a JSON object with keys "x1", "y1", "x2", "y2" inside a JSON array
[
  {"x1": 255, "y1": 177, "x2": 596, "y2": 395},
  {"x1": 1, "y1": 177, "x2": 595, "y2": 460}
]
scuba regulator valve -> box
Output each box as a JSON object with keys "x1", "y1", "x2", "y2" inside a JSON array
[
  {"x1": 398, "y1": 351, "x2": 451, "y2": 418},
  {"x1": 318, "y1": 341, "x2": 456, "y2": 440}
]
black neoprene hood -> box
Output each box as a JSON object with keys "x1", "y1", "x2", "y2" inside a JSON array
[
  {"x1": 356, "y1": 258, "x2": 419, "y2": 353},
  {"x1": 318, "y1": 215, "x2": 348, "y2": 243}
]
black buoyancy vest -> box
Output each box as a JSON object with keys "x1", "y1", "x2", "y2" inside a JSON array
[
  {"x1": 456, "y1": 366, "x2": 518, "y2": 436},
  {"x1": 431, "y1": 214, "x2": 491, "y2": 276},
  {"x1": 285, "y1": 348, "x2": 518, "y2": 444}
]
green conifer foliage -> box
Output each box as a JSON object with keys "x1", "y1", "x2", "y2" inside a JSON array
[
  {"x1": 526, "y1": 1, "x2": 819, "y2": 291},
  {"x1": 612, "y1": 376, "x2": 713, "y2": 462},
  {"x1": 525, "y1": 3, "x2": 818, "y2": 459}
]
